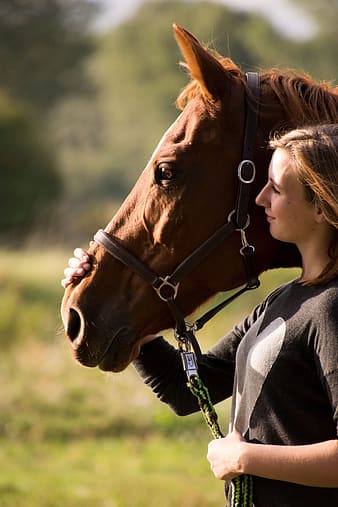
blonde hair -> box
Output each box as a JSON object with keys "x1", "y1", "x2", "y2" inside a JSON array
[{"x1": 270, "y1": 124, "x2": 338, "y2": 285}]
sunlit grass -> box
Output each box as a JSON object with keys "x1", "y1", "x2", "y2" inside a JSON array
[
  {"x1": 0, "y1": 247, "x2": 299, "y2": 506},
  {"x1": 0, "y1": 437, "x2": 225, "y2": 507}
]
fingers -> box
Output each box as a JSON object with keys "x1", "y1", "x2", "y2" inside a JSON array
[
  {"x1": 73, "y1": 247, "x2": 90, "y2": 261},
  {"x1": 61, "y1": 276, "x2": 72, "y2": 289},
  {"x1": 63, "y1": 266, "x2": 86, "y2": 278},
  {"x1": 61, "y1": 247, "x2": 92, "y2": 289},
  {"x1": 206, "y1": 432, "x2": 246, "y2": 481},
  {"x1": 61, "y1": 266, "x2": 89, "y2": 288},
  {"x1": 67, "y1": 259, "x2": 91, "y2": 272}
]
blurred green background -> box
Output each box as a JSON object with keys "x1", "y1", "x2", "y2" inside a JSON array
[{"x1": 0, "y1": 0, "x2": 336, "y2": 505}]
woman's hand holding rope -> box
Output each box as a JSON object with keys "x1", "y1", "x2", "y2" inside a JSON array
[{"x1": 207, "y1": 430, "x2": 247, "y2": 481}]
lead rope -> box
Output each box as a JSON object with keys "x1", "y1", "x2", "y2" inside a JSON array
[
  {"x1": 169, "y1": 227, "x2": 257, "y2": 506},
  {"x1": 178, "y1": 336, "x2": 254, "y2": 507}
]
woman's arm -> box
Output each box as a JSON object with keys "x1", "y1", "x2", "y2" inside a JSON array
[
  {"x1": 134, "y1": 333, "x2": 239, "y2": 416},
  {"x1": 207, "y1": 430, "x2": 338, "y2": 487}
]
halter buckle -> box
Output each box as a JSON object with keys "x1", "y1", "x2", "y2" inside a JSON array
[{"x1": 154, "y1": 276, "x2": 179, "y2": 301}]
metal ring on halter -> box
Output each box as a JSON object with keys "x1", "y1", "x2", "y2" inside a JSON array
[
  {"x1": 174, "y1": 320, "x2": 195, "y2": 339},
  {"x1": 154, "y1": 276, "x2": 179, "y2": 301},
  {"x1": 240, "y1": 228, "x2": 255, "y2": 255},
  {"x1": 238, "y1": 159, "x2": 256, "y2": 184},
  {"x1": 186, "y1": 321, "x2": 199, "y2": 333},
  {"x1": 240, "y1": 243, "x2": 255, "y2": 256},
  {"x1": 174, "y1": 332, "x2": 191, "y2": 352},
  {"x1": 227, "y1": 209, "x2": 250, "y2": 231}
]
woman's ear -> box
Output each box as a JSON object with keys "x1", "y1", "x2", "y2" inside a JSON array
[{"x1": 314, "y1": 204, "x2": 326, "y2": 224}]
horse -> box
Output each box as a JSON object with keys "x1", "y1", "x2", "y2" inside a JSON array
[{"x1": 61, "y1": 24, "x2": 337, "y2": 373}]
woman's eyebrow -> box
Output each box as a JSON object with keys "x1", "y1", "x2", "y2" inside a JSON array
[{"x1": 269, "y1": 177, "x2": 283, "y2": 190}]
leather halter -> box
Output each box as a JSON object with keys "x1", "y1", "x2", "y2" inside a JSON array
[{"x1": 94, "y1": 73, "x2": 261, "y2": 348}]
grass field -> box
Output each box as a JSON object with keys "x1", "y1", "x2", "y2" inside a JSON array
[{"x1": 0, "y1": 248, "x2": 299, "y2": 506}]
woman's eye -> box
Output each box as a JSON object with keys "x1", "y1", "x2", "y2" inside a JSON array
[{"x1": 156, "y1": 163, "x2": 176, "y2": 184}]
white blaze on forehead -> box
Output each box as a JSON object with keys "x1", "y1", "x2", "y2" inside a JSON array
[{"x1": 142, "y1": 113, "x2": 183, "y2": 174}]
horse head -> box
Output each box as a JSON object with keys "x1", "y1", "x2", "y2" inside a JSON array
[{"x1": 61, "y1": 25, "x2": 337, "y2": 372}]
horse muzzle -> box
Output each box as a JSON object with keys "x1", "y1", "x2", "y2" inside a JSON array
[{"x1": 61, "y1": 292, "x2": 138, "y2": 372}]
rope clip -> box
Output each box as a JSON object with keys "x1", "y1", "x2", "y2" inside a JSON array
[{"x1": 180, "y1": 349, "x2": 198, "y2": 379}]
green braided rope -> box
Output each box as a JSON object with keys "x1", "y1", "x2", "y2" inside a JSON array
[
  {"x1": 230, "y1": 476, "x2": 242, "y2": 507},
  {"x1": 243, "y1": 474, "x2": 253, "y2": 506},
  {"x1": 189, "y1": 374, "x2": 223, "y2": 438},
  {"x1": 230, "y1": 475, "x2": 253, "y2": 507},
  {"x1": 188, "y1": 375, "x2": 253, "y2": 507}
]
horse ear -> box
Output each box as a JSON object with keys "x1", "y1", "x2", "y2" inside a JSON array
[{"x1": 173, "y1": 23, "x2": 233, "y2": 100}]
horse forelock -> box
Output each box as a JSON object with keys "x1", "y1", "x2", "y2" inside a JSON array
[{"x1": 261, "y1": 70, "x2": 338, "y2": 126}]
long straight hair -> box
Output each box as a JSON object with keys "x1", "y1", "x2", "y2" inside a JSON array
[{"x1": 270, "y1": 124, "x2": 338, "y2": 285}]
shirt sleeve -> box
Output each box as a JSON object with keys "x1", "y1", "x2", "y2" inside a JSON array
[
  {"x1": 133, "y1": 296, "x2": 270, "y2": 416},
  {"x1": 133, "y1": 333, "x2": 238, "y2": 416}
]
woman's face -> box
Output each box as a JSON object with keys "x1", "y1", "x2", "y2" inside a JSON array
[{"x1": 256, "y1": 148, "x2": 320, "y2": 247}]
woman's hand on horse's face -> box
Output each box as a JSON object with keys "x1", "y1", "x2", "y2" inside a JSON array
[{"x1": 61, "y1": 247, "x2": 92, "y2": 288}]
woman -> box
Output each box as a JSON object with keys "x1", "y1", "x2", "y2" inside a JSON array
[{"x1": 62, "y1": 124, "x2": 338, "y2": 506}]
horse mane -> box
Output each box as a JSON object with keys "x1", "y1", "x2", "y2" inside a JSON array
[
  {"x1": 261, "y1": 70, "x2": 338, "y2": 125},
  {"x1": 176, "y1": 50, "x2": 338, "y2": 125}
]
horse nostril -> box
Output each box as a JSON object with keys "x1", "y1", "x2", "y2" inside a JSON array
[{"x1": 67, "y1": 308, "x2": 82, "y2": 343}]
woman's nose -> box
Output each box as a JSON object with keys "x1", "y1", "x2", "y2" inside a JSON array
[{"x1": 255, "y1": 185, "x2": 269, "y2": 207}]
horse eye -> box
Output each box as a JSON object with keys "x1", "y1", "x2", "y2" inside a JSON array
[{"x1": 156, "y1": 163, "x2": 176, "y2": 184}]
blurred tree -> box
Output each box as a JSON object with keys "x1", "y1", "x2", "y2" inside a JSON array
[
  {"x1": 289, "y1": 0, "x2": 338, "y2": 80},
  {"x1": 0, "y1": 92, "x2": 62, "y2": 239},
  {"x1": 0, "y1": 0, "x2": 98, "y2": 240},
  {"x1": 292, "y1": 0, "x2": 337, "y2": 37},
  {"x1": 0, "y1": 0, "x2": 98, "y2": 113}
]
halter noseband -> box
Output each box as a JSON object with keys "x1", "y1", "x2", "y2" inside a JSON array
[{"x1": 94, "y1": 72, "x2": 261, "y2": 346}]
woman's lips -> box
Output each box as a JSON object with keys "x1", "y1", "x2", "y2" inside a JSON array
[{"x1": 265, "y1": 213, "x2": 274, "y2": 223}]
